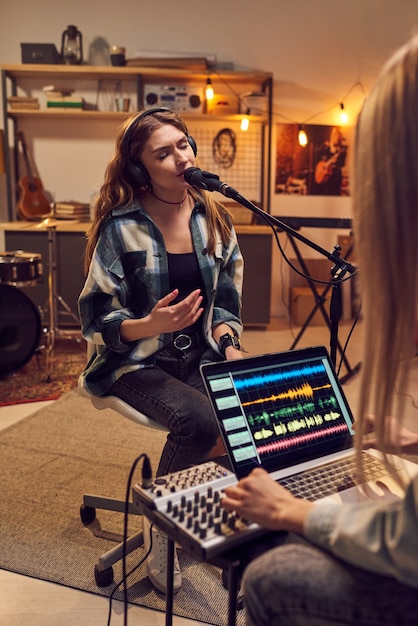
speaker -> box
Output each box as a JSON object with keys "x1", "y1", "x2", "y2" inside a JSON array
[{"x1": 121, "y1": 107, "x2": 197, "y2": 188}]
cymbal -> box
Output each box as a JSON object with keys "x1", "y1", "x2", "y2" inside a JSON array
[{"x1": 35, "y1": 216, "x2": 62, "y2": 228}]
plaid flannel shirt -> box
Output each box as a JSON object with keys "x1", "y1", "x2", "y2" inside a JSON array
[{"x1": 78, "y1": 199, "x2": 243, "y2": 396}]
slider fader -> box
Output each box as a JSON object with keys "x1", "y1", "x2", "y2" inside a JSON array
[{"x1": 132, "y1": 461, "x2": 268, "y2": 560}]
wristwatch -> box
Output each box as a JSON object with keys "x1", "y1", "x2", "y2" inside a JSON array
[{"x1": 218, "y1": 332, "x2": 241, "y2": 356}]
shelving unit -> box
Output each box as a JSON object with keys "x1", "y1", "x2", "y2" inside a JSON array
[
  {"x1": 1, "y1": 63, "x2": 273, "y2": 221},
  {"x1": 1, "y1": 63, "x2": 274, "y2": 327}
]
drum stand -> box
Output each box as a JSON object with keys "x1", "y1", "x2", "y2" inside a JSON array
[{"x1": 44, "y1": 221, "x2": 81, "y2": 380}]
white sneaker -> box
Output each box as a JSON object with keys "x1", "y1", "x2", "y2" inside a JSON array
[{"x1": 143, "y1": 517, "x2": 182, "y2": 594}]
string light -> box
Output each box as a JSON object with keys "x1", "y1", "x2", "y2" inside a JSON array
[
  {"x1": 298, "y1": 125, "x2": 308, "y2": 146},
  {"x1": 240, "y1": 115, "x2": 250, "y2": 131},
  {"x1": 339, "y1": 102, "x2": 348, "y2": 124},
  {"x1": 205, "y1": 77, "x2": 214, "y2": 101}
]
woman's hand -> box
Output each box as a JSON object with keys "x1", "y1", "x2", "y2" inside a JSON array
[
  {"x1": 222, "y1": 467, "x2": 314, "y2": 534},
  {"x1": 148, "y1": 288, "x2": 203, "y2": 334},
  {"x1": 120, "y1": 288, "x2": 203, "y2": 342}
]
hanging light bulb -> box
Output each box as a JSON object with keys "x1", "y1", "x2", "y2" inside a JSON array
[
  {"x1": 340, "y1": 102, "x2": 348, "y2": 124},
  {"x1": 298, "y1": 125, "x2": 308, "y2": 146},
  {"x1": 240, "y1": 115, "x2": 250, "y2": 131},
  {"x1": 205, "y1": 78, "x2": 214, "y2": 101}
]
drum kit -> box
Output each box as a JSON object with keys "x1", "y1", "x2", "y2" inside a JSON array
[{"x1": 0, "y1": 217, "x2": 81, "y2": 379}]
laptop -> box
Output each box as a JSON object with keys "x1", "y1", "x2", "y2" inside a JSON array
[{"x1": 200, "y1": 345, "x2": 418, "y2": 504}]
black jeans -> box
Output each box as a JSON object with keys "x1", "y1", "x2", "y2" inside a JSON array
[{"x1": 107, "y1": 333, "x2": 221, "y2": 476}]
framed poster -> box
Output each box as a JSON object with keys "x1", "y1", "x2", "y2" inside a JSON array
[{"x1": 275, "y1": 124, "x2": 351, "y2": 196}]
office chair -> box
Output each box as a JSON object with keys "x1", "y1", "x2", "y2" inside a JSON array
[{"x1": 79, "y1": 343, "x2": 169, "y2": 586}]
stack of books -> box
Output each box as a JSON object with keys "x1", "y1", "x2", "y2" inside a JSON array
[
  {"x1": 43, "y1": 85, "x2": 84, "y2": 110},
  {"x1": 54, "y1": 201, "x2": 90, "y2": 220},
  {"x1": 8, "y1": 96, "x2": 40, "y2": 110}
]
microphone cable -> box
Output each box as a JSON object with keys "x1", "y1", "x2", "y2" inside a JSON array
[{"x1": 106, "y1": 452, "x2": 153, "y2": 626}]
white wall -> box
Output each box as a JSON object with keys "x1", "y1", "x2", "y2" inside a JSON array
[{"x1": 1, "y1": 1, "x2": 417, "y2": 315}]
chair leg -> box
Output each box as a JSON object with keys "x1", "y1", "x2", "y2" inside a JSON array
[
  {"x1": 96, "y1": 530, "x2": 144, "y2": 574},
  {"x1": 80, "y1": 493, "x2": 143, "y2": 586},
  {"x1": 81, "y1": 493, "x2": 139, "y2": 516}
]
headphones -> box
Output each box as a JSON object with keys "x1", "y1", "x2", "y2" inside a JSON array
[{"x1": 120, "y1": 107, "x2": 198, "y2": 188}]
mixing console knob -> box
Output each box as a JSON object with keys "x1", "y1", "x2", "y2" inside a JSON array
[
  {"x1": 227, "y1": 516, "x2": 236, "y2": 530},
  {"x1": 199, "y1": 524, "x2": 207, "y2": 539}
]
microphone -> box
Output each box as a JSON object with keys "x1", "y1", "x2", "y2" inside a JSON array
[{"x1": 184, "y1": 167, "x2": 239, "y2": 199}]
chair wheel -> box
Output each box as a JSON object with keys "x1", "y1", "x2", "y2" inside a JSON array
[
  {"x1": 80, "y1": 504, "x2": 96, "y2": 525},
  {"x1": 95, "y1": 564, "x2": 114, "y2": 586}
]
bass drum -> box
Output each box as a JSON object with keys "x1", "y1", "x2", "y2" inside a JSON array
[{"x1": 0, "y1": 284, "x2": 42, "y2": 377}]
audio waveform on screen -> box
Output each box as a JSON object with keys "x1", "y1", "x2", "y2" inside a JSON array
[
  {"x1": 253, "y1": 410, "x2": 341, "y2": 441},
  {"x1": 256, "y1": 422, "x2": 349, "y2": 454},
  {"x1": 247, "y1": 396, "x2": 338, "y2": 426},
  {"x1": 227, "y1": 359, "x2": 351, "y2": 461},
  {"x1": 233, "y1": 363, "x2": 326, "y2": 391},
  {"x1": 241, "y1": 382, "x2": 332, "y2": 406}
]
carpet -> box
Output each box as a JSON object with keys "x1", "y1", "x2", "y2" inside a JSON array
[
  {"x1": 0, "y1": 336, "x2": 86, "y2": 406},
  {"x1": 0, "y1": 390, "x2": 245, "y2": 625}
]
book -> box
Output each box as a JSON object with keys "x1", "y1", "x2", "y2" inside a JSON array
[
  {"x1": 43, "y1": 85, "x2": 75, "y2": 96},
  {"x1": 8, "y1": 96, "x2": 40, "y2": 110},
  {"x1": 46, "y1": 96, "x2": 84, "y2": 109},
  {"x1": 46, "y1": 94, "x2": 84, "y2": 103},
  {"x1": 47, "y1": 103, "x2": 84, "y2": 109}
]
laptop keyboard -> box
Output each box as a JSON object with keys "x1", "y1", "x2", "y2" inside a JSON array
[{"x1": 278, "y1": 454, "x2": 400, "y2": 501}]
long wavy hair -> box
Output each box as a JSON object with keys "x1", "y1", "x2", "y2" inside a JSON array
[
  {"x1": 352, "y1": 35, "x2": 418, "y2": 469},
  {"x1": 84, "y1": 109, "x2": 232, "y2": 274}
]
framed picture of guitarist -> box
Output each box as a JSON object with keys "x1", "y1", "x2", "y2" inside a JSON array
[
  {"x1": 275, "y1": 123, "x2": 351, "y2": 196},
  {"x1": 312, "y1": 126, "x2": 349, "y2": 196}
]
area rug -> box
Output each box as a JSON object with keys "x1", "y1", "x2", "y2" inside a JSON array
[
  {"x1": 0, "y1": 336, "x2": 86, "y2": 406},
  {"x1": 0, "y1": 390, "x2": 245, "y2": 625}
]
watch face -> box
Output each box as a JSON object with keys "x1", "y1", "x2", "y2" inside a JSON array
[{"x1": 232, "y1": 336, "x2": 240, "y2": 349}]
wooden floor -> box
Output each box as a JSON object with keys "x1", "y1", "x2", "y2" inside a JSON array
[{"x1": 0, "y1": 317, "x2": 365, "y2": 626}]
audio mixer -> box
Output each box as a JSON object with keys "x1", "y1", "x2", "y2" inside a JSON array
[{"x1": 132, "y1": 460, "x2": 268, "y2": 560}]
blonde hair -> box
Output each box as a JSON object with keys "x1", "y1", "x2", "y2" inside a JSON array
[
  {"x1": 84, "y1": 110, "x2": 232, "y2": 273},
  {"x1": 352, "y1": 35, "x2": 418, "y2": 462}
]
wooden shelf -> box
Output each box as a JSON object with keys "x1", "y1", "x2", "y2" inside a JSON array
[
  {"x1": 2, "y1": 63, "x2": 272, "y2": 85},
  {"x1": 1, "y1": 63, "x2": 273, "y2": 221},
  {"x1": 6, "y1": 109, "x2": 267, "y2": 122}
]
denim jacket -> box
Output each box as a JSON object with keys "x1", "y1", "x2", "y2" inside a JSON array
[{"x1": 78, "y1": 200, "x2": 243, "y2": 396}]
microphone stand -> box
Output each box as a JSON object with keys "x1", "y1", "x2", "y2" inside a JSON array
[{"x1": 215, "y1": 184, "x2": 360, "y2": 379}]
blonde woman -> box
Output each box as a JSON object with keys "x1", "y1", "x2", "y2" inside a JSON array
[{"x1": 223, "y1": 36, "x2": 418, "y2": 625}]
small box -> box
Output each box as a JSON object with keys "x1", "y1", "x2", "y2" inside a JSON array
[
  {"x1": 21, "y1": 43, "x2": 61, "y2": 64},
  {"x1": 290, "y1": 287, "x2": 329, "y2": 326},
  {"x1": 206, "y1": 93, "x2": 238, "y2": 115}
]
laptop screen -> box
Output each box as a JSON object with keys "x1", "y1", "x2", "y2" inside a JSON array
[{"x1": 201, "y1": 346, "x2": 355, "y2": 478}]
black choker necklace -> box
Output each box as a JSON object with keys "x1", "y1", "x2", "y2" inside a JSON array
[{"x1": 151, "y1": 190, "x2": 188, "y2": 206}]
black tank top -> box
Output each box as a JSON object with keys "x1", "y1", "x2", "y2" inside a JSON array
[{"x1": 167, "y1": 251, "x2": 205, "y2": 332}]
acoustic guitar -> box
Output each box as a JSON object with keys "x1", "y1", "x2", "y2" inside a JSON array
[{"x1": 16, "y1": 131, "x2": 51, "y2": 220}]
